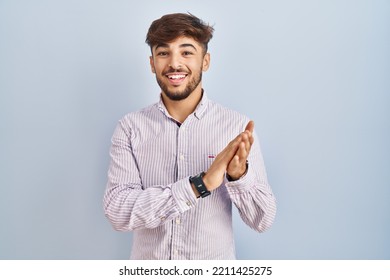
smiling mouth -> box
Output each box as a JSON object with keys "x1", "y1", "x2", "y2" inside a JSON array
[
  {"x1": 165, "y1": 73, "x2": 188, "y2": 85},
  {"x1": 166, "y1": 73, "x2": 188, "y2": 80}
]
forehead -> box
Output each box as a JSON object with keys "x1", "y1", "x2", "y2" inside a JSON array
[{"x1": 153, "y1": 36, "x2": 203, "y2": 50}]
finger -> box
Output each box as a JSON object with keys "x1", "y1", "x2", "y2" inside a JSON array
[
  {"x1": 227, "y1": 148, "x2": 247, "y2": 179},
  {"x1": 249, "y1": 133, "x2": 254, "y2": 145},
  {"x1": 245, "y1": 120, "x2": 255, "y2": 133},
  {"x1": 241, "y1": 133, "x2": 251, "y2": 153},
  {"x1": 218, "y1": 124, "x2": 254, "y2": 164},
  {"x1": 232, "y1": 154, "x2": 240, "y2": 168},
  {"x1": 226, "y1": 135, "x2": 242, "y2": 154},
  {"x1": 217, "y1": 134, "x2": 242, "y2": 163},
  {"x1": 238, "y1": 141, "x2": 248, "y2": 162},
  {"x1": 227, "y1": 155, "x2": 238, "y2": 174},
  {"x1": 244, "y1": 127, "x2": 254, "y2": 147},
  {"x1": 244, "y1": 121, "x2": 254, "y2": 148},
  {"x1": 240, "y1": 131, "x2": 253, "y2": 154}
]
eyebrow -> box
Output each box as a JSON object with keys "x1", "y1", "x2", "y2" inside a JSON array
[
  {"x1": 154, "y1": 43, "x2": 198, "y2": 51},
  {"x1": 179, "y1": 43, "x2": 198, "y2": 51},
  {"x1": 155, "y1": 43, "x2": 169, "y2": 50}
]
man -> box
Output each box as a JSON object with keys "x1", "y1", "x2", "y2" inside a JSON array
[{"x1": 103, "y1": 13, "x2": 276, "y2": 260}]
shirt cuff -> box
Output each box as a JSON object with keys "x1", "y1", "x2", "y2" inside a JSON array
[
  {"x1": 171, "y1": 177, "x2": 198, "y2": 213},
  {"x1": 225, "y1": 164, "x2": 256, "y2": 195}
]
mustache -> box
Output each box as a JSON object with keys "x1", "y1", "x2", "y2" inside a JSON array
[{"x1": 163, "y1": 67, "x2": 189, "y2": 75}]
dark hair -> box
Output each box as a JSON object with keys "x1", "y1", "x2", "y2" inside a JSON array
[{"x1": 146, "y1": 13, "x2": 214, "y2": 53}]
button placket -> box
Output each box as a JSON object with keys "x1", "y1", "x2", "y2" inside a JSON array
[{"x1": 171, "y1": 121, "x2": 191, "y2": 260}]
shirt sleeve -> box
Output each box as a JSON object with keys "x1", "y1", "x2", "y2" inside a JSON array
[
  {"x1": 225, "y1": 129, "x2": 277, "y2": 233},
  {"x1": 103, "y1": 120, "x2": 198, "y2": 231}
]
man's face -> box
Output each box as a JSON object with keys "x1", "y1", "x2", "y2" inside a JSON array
[{"x1": 150, "y1": 36, "x2": 210, "y2": 101}]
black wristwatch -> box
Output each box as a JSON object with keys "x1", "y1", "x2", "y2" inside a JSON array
[{"x1": 189, "y1": 172, "x2": 210, "y2": 198}]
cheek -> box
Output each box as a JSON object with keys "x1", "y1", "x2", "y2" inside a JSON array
[
  {"x1": 188, "y1": 61, "x2": 204, "y2": 73},
  {"x1": 152, "y1": 60, "x2": 167, "y2": 72}
]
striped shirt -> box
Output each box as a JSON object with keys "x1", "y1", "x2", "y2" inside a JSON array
[{"x1": 103, "y1": 93, "x2": 276, "y2": 259}]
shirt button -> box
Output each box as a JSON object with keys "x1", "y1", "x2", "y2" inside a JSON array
[
  {"x1": 174, "y1": 249, "x2": 179, "y2": 255},
  {"x1": 179, "y1": 154, "x2": 184, "y2": 160},
  {"x1": 186, "y1": 201, "x2": 191, "y2": 206},
  {"x1": 176, "y1": 218, "x2": 181, "y2": 224},
  {"x1": 160, "y1": 216, "x2": 166, "y2": 221}
]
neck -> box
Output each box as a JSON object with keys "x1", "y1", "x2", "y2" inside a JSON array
[{"x1": 161, "y1": 85, "x2": 203, "y2": 123}]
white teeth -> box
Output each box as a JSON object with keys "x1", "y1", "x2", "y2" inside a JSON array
[{"x1": 168, "y1": 74, "x2": 186, "y2": 80}]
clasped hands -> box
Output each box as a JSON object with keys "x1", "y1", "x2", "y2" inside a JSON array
[{"x1": 202, "y1": 121, "x2": 255, "y2": 192}]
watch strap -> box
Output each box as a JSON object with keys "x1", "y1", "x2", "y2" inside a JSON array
[{"x1": 189, "y1": 172, "x2": 210, "y2": 198}]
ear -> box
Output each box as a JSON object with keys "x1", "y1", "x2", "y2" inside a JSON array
[
  {"x1": 202, "y1": 53, "x2": 210, "y2": 72},
  {"x1": 149, "y1": 56, "x2": 156, "y2": 73}
]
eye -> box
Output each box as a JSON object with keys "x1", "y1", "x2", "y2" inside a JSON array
[
  {"x1": 156, "y1": 51, "x2": 168, "y2": 57},
  {"x1": 183, "y1": 51, "x2": 193, "y2": 56}
]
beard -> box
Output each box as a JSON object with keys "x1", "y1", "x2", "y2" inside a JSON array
[{"x1": 156, "y1": 68, "x2": 203, "y2": 101}]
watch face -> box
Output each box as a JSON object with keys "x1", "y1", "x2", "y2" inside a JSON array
[{"x1": 190, "y1": 172, "x2": 210, "y2": 198}]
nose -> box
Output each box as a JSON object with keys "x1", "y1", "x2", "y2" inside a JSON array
[{"x1": 168, "y1": 52, "x2": 182, "y2": 70}]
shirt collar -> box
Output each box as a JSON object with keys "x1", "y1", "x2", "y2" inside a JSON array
[
  {"x1": 193, "y1": 91, "x2": 208, "y2": 120},
  {"x1": 157, "y1": 97, "x2": 169, "y2": 116},
  {"x1": 157, "y1": 91, "x2": 209, "y2": 121}
]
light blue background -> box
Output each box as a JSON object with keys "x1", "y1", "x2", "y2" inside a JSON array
[{"x1": 1, "y1": 0, "x2": 389, "y2": 259}]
